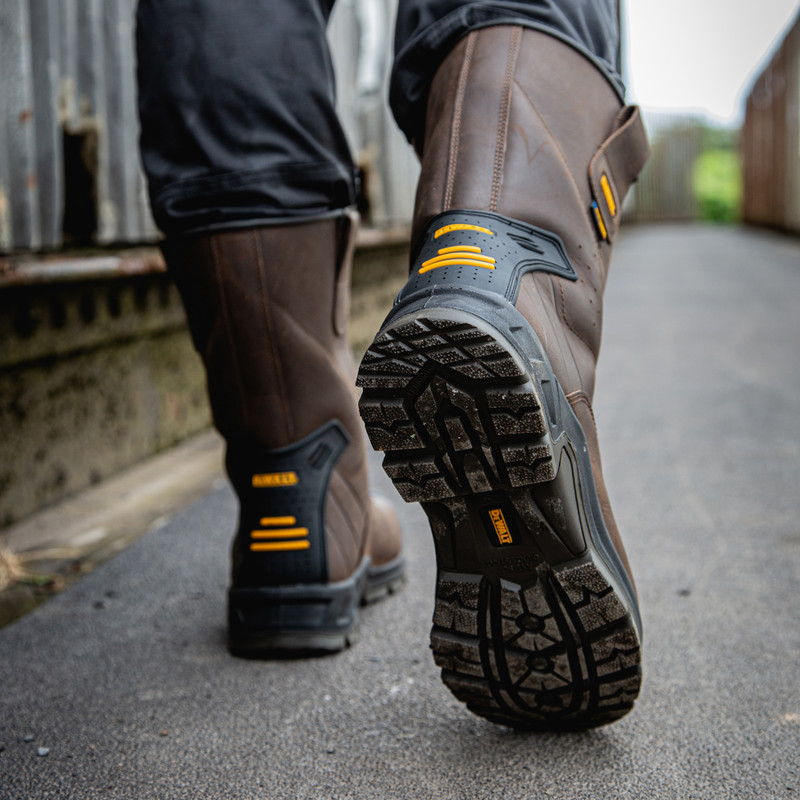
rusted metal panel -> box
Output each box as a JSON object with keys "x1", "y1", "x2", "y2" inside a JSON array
[
  {"x1": 0, "y1": 0, "x2": 416, "y2": 254},
  {"x1": 0, "y1": 0, "x2": 155, "y2": 251},
  {"x1": 329, "y1": 0, "x2": 419, "y2": 228},
  {"x1": 29, "y1": 0, "x2": 61, "y2": 248},
  {"x1": 743, "y1": 10, "x2": 800, "y2": 234},
  {"x1": 0, "y1": 0, "x2": 40, "y2": 250}
]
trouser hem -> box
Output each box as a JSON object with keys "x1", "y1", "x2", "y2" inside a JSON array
[
  {"x1": 168, "y1": 208, "x2": 357, "y2": 240},
  {"x1": 150, "y1": 161, "x2": 360, "y2": 236},
  {"x1": 391, "y1": 10, "x2": 624, "y2": 148}
]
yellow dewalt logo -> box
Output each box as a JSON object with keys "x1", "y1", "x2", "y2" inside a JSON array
[
  {"x1": 489, "y1": 508, "x2": 513, "y2": 545},
  {"x1": 419, "y1": 244, "x2": 496, "y2": 275},
  {"x1": 249, "y1": 515, "x2": 310, "y2": 552},
  {"x1": 251, "y1": 471, "x2": 298, "y2": 488},
  {"x1": 600, "y1": 172, "x2": 617, "y2": 216}
]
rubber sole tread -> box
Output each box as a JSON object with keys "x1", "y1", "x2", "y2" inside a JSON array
[{"x1": 357, "y1": 313, "x2": 641, "y2": 729}]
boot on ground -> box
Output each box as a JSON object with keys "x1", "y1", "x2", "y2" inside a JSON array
[
  {"x1": 164, "y1": 212, "x2": 405, "y2": 655},
  {"x1": 358, "y1": 27, "x2": 649, "y2": 728}
]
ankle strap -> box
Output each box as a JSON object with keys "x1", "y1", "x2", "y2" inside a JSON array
[{"x1": 588, "y1": 106, "x2": 650, "y2": 242}]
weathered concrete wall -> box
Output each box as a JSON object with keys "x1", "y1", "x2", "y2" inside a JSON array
[
  {"x1": 0, "y1": 234, "x2": 409, "y2": 530},
  {"x1": 349, "y1": 229, "x2": 410, "y2": 357},
  {"x1": 0, "y1": 264, "x2": 210, "y2": 527}
]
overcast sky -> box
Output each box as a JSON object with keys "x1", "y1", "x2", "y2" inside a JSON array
[{"x1": 623, "y1": 0, "x2": 799, "y2": 123}]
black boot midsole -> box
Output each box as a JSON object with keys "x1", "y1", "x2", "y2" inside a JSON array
[
  {"x1": 228, "y1": 556, "x2": 369, "y2": 653},
  {"x1": 228, "y1": 552, "x2": 407, "y2": 655}
]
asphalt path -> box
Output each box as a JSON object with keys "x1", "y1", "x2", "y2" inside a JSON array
[{"x1": 1, "y1": 225, "x2": 798, "y2": 799}]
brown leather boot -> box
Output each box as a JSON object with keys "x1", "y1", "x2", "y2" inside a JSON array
[
  {"x1": 358, "y1": 27, "x2": 649, "y2": 728},
  {"x1": 163, "y1": 212, "x2": 404, "y2": 655}
]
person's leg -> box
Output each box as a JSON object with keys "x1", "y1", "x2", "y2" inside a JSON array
[
  {"x1": 136, "y1": 0, "x2": 404, "y2": 655},
  {"x1": 137, "y1": 0, "x2": 358, "y2": 235},
  {"x1": 391, "y1": 0, "x2": 623, "y2": 149},
  {"x1": 358, "y1": 2, "x2": 648, "y2": 728}
]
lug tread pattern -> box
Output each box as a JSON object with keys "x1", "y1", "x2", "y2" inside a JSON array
[
  {"x1": 357, "y1": 314, "x2": 641, "y2": 729},
  {"x1": 358, "y1": 318, "x2": 549, "y2": 502},
  {"x1": 430, "y1": 564, "x2": 640, "y2": 729}
]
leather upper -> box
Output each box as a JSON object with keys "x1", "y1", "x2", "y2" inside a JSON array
[
  {"x1": 163, "y1": 215, "x2": 402, "y2": 583},
  {"x1": 411, "y1": 26, "x2": 650, "y2": 583},
  {"x1": 414, "y1": 26, "x2": 649, "y2": 404}
]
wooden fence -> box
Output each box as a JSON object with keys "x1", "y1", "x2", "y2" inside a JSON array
[{"x1": 741, "y1": 10, "x2": 800, "y2": 234}]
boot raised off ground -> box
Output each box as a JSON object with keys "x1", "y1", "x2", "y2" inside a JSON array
[
  {"x1": 358, "y1": 27, "x2": 649, "y2": 729},
  {"x1": 164, "y1": 212, "x2": 405, "y2": 655}
]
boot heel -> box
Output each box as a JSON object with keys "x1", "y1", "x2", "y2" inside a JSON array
[
  {"x1": 226, "y1": 421, "x2": 348, "y2": 588},
  {"x1": 228, "y1": 566, "x2": 367, "y2": 656},
  {"x1": 227, "y1": 421, "x2": 365, "y2": 655}
]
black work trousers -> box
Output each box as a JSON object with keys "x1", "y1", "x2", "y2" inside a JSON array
[{"x1": 136, "y1": 0, "x2": 622, "y2": 235}]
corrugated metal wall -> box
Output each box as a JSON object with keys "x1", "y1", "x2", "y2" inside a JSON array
[
  {"x1": 742, "y1": 10, "x2": 800, "y2": 234},
  {"x1": 0, "y1": 0, "x2": 156, "y2": 251},
  {"x1": 0, "y1": 0, "x2": 418, "y2": 253},
  {"x1": 329, "y1": 0, "x2": 420, "y2": 229}
]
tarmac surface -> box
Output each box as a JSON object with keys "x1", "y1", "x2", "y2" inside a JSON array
[{"x1": 1, "y1": 225, "x2": 799, "y2": 799}]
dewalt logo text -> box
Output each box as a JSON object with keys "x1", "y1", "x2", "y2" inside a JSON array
[
  {"x1": 489, "y1": 508, "x2": 513, "y2": 545},
  {"x1": 251, "y1": 471, "x2": 299, "y2": 488}
]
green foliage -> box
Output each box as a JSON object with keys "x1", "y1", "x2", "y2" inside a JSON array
[
  {"x1": 699, "y1": 124, "x2": 740, "y2": 152},
  {"x1": 692, "y1": 149, "x2": 742, "y2": 223}
]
